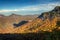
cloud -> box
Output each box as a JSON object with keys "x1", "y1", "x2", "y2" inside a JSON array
[
  {"x1": 0, "y1": 9, "x2": 19, "y2": 12},
  {"x1": 0, "y1": 7, "x2": 39, "y2": 13},
  {"x1": 39, "y1": 2, "x2": 60, "y2": 10},
  {"x1": 0, "y1": 2, "x2": 60, "y2": 15}
]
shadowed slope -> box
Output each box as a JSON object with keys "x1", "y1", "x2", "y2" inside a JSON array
[{"x1": 13, "y1": 21, "x2": 28, "y2": 27}]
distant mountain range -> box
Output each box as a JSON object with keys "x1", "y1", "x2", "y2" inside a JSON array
[
  {"x1": 0, "y1": 14, "x2": 38, "y2": 33},
  {"x1": 0, "y1": 6, "x2": 60, "y2": 33}
]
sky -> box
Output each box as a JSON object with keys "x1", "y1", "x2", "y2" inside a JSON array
[{"x1": 0, "y1": 0, "x2": 60, "y2": 16}]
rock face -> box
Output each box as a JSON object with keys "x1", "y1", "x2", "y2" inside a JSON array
[{"x1": 0, "y1": 6, "x2": 60, "y2": 33}]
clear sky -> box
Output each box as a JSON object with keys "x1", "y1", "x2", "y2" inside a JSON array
[{"x1": 0, "y1": 0, "x2": 60, "y2": 16}]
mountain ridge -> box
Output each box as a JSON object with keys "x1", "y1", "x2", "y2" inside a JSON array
[
  {"x1": 0, "y1": 6, "x2": 60, "y2": 33},
  {"x1": 15, "y1": 6, "x2": 60, "y2": 33}
]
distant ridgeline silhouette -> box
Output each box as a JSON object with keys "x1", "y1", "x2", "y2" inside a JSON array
[{"x1": 13, "y1": 21, "x2": 28, "y2": 27}]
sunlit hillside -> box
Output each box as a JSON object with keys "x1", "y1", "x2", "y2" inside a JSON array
[{"x1": 0, "y1": 6, "x2": 60, "y2": 34}]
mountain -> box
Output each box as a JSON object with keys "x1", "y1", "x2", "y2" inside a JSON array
[
  {"x1": 0, "y1": 14, "x2": 38, "y2": 33},
  {"x1": 0, "y1": 6, "x2": 60, "y2": 33},
  {"x1": 14, "y1": 6, "x2": 60, "y2": 33}
]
